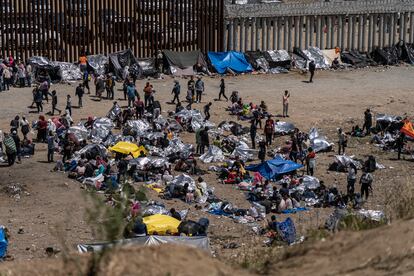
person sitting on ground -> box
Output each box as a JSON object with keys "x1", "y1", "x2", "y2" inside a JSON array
[
  {"x1": 170, "y1": 208, "x2": 182, "y2": 221},
  {"x1": 132, "y1": 217, "x2": 148, "y2": 237}
]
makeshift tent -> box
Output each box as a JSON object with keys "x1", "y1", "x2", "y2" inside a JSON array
[
  {"x1": 163, "y1": 50, "x2": 207, "y2": 76},
  {"x1": 303, "y1": 47, "x2": 330, "y2": 69},
  {"x1": 109, "y1": 141, "x2": 147, "y2": 158},
  {"x1": 246, "y1": 156, "x2": 303, "y2": 180},
  {"x1": 137, "y1": 58, "x2": 159, "y2": 78},
  {"x1": 54, "y1": 61, "x2": 82, "y2": 81},
  {"x1": 0, "y1": 227, "x2": 7, "y2": 258},
  {"x1": 401, "y1": 120, "x2": 414, "y2": 139},
  {"x1": 370, "y1": 46, "x2": 399, "y2": 65},
  {"x1": 87, "y1": 54, "x2": 109, "y2": 76},
  {"x1": 264, "y1": 50, "x2": 292, "y2": 70},
  {"x1": 27, "y1": 56, "x2": 60, "y2": 83},
  {"x1": 244, "y1": 51, "x2": 269, "y2": 72},
  {"x1": 143, "y1": 214, "x2": 180, "y2": 235},
  {"x1": 208, "y1": 51, "x2": 253, "y2": 74},
  {"x1": 77, "y1": 235, "x2": 211, "y2": 253},
  {"x1": 341, "y1": 51, "x2": 376, "y2": 67},
  {"x1": 108, "y1": 49, "x2": 140, "y2": 79},
  {"x1": 322, "y1": 49, "x2": 342, "y2": 65},
  {"x1": 395, "y1": 41, "x2": 414, "y2": 64},
  {"x1": 244, "y1": 50, "x2": 290, "y2": 73}
]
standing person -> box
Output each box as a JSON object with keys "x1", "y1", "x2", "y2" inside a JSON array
[
  {"x1": 396, "y1": 133, "x2": 405, "y2": 160},
  {"x1": 282, "y1": 90, "x2": 290, "y2": 117},
  {"x1": 40, "y1": 80, "x2": 50, "y2": 103},
  {"x1": 156, "y1": 50, "x2": 164, "y2": 74},
  {"x1": 62, "y1": 134, "x2": 73, "y2": 162},
  {"x1": 186, "y1": 89, "x2": 193, "y2": 109},
  {"x1": 79, "y1": 53, "x2": 88, "y2": 74},
  {"x1": 34, "y1": 88, "x2": 43, "y2": 113},
  {"x1": 337, "y1": 128, "x2": 347, "y2": 155},
  {"x1": 3, "y1": 66, "x2": 11, "y2": 90},
  {"x1": 347, "y1": 163, "x2": 357, "y2": 195},
  {"x1": 47, "y1": 131, "x2": 55, "y2": 163},
  {"x1": 218, "y1": 78, "x2": 228, "y2": 101},
  {"x1": 187, "y1": 75, "x2": 195, "y2": 99},
  {"x1": 200, "y1": 127, "x2": 210, "y2": 154},
  {"x1": 11, "y1": 130, "x2": 21, "y2": 163},
  {"x1": 203, "y1": 102, "x2": 212, "y2": 121},
  {"x1": 37, "y1": 115, "x2": 48, "y2": 142},
  {"x1": 134, "y1": 96, "x2": 144, "y2": 119},
  {"x1": 50, "y1": 90, "x2": 61, "y2": 115},
  {"x1": 250, "y1": 119, "x2": 257, "y2": 149},
  {"x1": 362, "y1": 109, "x2": 373, "y2": 135},
  {"x1": 10, "y1": 115, "x2": 20, "y2": 133},
  {"x1": 195, "y1": 77, "x2": 204, "y2": 103},
  {"x1": 127, "y1": 82, "x2": 136, "y2": 108},
  {"x1": 3, "y1": 133, "x2": 17, "y2": 166},
  {"x1": 289, "y1": 134, "x2": 298, "y2": 163},
  {"x1": 0, "y1": 65, "x2": 4, "y2": 92},
  {"x1": 83, "y1": 74, "x2": 90, "y2": 94},
  {"x1": 171, "y1": 80, "x2": 181, "y2": 104},
  {"x1": 17, "y1": 63, "x2": 26, "y2": 87},
  {"x1": 308, "y1": 60, "x2": 316, "y2": 83},
  {"x1": 258, "y1": 140, "x2": 266, "y2": 163},
  {"x1": 264, "y1": 115, "x2": 275, "y2": 146},
  {"x1": 306, "y1": 147, "x2": 316, "y2": 176},
  {"x1": 360, "y1": 169, "x2": 373, "y2": 200},
  {"x1": 143, "y1": 82, "x2": 153, "y2": 107},
  {"x1": 95, "y1": 76, "x2": 105, "y2": 101},
  {"x1": 65, "y1": 95, "x2": 72, "y2": 116},
  {"x1": 75, "y1": 83, "x2": 85, "y2": 108},
  {"x1": 20, "y1": 116, "x2": 30, "y2": 140},
  {"x1": 0, "y1": 130, "x2": 3, "y2": 152},
  {"x1": 195, "y1": 127, "x2": 202, "y2": 154},
  {"x1": 26, "y1": 63, "x2": 32, "y2": 87}
]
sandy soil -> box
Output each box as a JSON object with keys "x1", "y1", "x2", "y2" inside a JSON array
[{"x1": 0, "y1": 65, "x2": 413, "y2": 273}]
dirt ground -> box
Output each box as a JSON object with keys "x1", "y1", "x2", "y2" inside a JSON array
[{"x1": 0, "y1": 65, "x2": 414, "y2": 274}]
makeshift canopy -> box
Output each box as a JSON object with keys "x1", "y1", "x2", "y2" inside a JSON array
[
  {"x1": 322, "y1": 49, "x2": 342, "y2": 65},
  {"x1": 137, "y1": 58, "x2": 159, "y2": 78},
  {"x1": 108, "y1": 49, "x2": 140, "y2": 79},
  {"x1": 143, "y1": 214, "x2": 180, "y2": 235},
  {"x1": 163, "y1": 50, "x2": 207, "y2": 76},
  {"x1": 27, "y1": 56, "x2": 60, "y2": 83},
  {"x1": 208, "y1": 51, "x2": 253, "y2": 74},
  {"x1": 77, "y1": 235, "x2": 211, "y2": 253},
  {"x1": 246, "y1": 156, "x2": 303, "y2": 180},
  {"x1": 87, "y1": 54, "x2": 109, "y2": 76},
  {"x1": 109, "y1": 141, "x2": 147, "y2": 158},
  {"x1": 401, "y1": 120, "x2": 414, "y2": 139}
]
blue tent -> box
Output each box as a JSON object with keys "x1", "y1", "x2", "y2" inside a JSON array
[
  {"x1": 208, "y1": 51, "x2": 253, "y2": 74},
  {"x1": 246, "y1": 156, "x2": 303, "y2": 180}
]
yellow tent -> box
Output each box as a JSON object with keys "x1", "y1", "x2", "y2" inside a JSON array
[
  {"x1": 109, "y1": 141, "x2": 147, "y2": 158},
  {"x1": 143, "y1": 214, "x2": 180, "y2": 235}
]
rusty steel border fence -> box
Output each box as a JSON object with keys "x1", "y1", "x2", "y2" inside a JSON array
[{"x1": 0, "y1": 0, "x2": 225, "y2": 62}]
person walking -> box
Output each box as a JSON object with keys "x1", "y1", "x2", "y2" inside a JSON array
[
  {"x1": 250, "y1": 119, "x2": 257, "y2": 149},
  {"x1": 187, "y1": 75, "x2": 195, "y2": 99},
  {"x1": 171, "y1": 80, "x2": 181, "y2": 104},
  {"x1": 347, "y1": 163, "x2": 357, "y2": 195},
  {"x1": 308, "y1": 60, "x2": 316, "y2": 83},
  {"x1": 337, "y1": 128, "x2": 347, "y2": 155},
  {"x1": 40, "y1": 80, "x2": 50, "y2": 103},
  {"x1": 10, "y1": 115, "x2": 20, "y2": 133},
  {"x1": 306, "y1": 147, "x2": 316, "y2": 176},
  {"x1": 282, "y1": 90, "x2": 290, "y2": 117},
  {"x1": 17, "y1": 63, "x2": 26, "y2": 87},
  {"x1": 105, "y1": 73, "x2": 114, "y2": 100},
  {"x1": 362, "y1": 109, "x2": 373, "y2": 135},
  {"x1": 47, "y1": 131, "x2": 55, "y2": 163},
  {"x1": 127, "y1": 82, "x2": 136, "y2": 108},
  {"x1": 134, "y1": 96, "x2": 144, "y2": 119},
  {"x1": 4, "y1": 133, "x2": 17, "y2": 166},
  {"x1": 95, "y1": 76, "x2": 105, "y2": 101},
  {"x1": 65, "y1": 95, "x2": 72, "y2": 116},
  {"x1": 75, "y1": 83, "x2": 85, "y2": 108},
  {"x1": 203, "y1": 102, "x2": 212, "y2": 121},
  {"x1": 360, "y1": 169, "x2": 373, "y2": 200},
  {"x1": 195, "y1": 77, "x2": 204, "y2": 103},
  {"x1": 186, "y1": 89, "x2": 193, "y2": 109},
  {"x1": 143, "y1": 82, "x2": 153, "y2": 107},
  {"x1": 50, "y1": 90, "x2": 61, "y2": 115},
  {"x1": 258, "y1": 140, "x2": 266, "y2": 163},
  {"x1": 218, "y1": 78, "x2": 228, "y2": 101},
  {"x1": 26, "y1": 63, "x2": 32, "y2": 87},
  {"x1": 3, "y1": 66, "x2": 11, "y2": 90},
  {"x1": 34, "y1": 88, "x2": 44, "y2": 113}
]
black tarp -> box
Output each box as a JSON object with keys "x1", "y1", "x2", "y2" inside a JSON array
[
  {"x1": 27, "y1": 56, "x2": 61, "y2": 83},
  {"x1": 395, "y1": 41, "x2": 414, "y2": 64},
  {"x1": 163, "y1": 50, "x2": 207, "y2": 76},
  {"x1": 244, "y1": 50, "x2": 291, "y2": 73},
  {"x1": 341, "y1": 51, "x2": 376, "y2": 67},
  {"x1": 108, "y1": 49, "x2": 140, "y2": 79},
  {"x1": 370, "y1": 46, "x2": 399, "y2": 65},
  {"x1": 87, "y1": 54, "x2": 109, "y2": 76},
  {"x1": 137, "y1": 58, "x2": 159, "y2": 78}
]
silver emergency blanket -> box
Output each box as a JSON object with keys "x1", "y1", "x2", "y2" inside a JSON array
[
  {"x1": 68, "y1": 124, "x2": 89, "y2": 142},
  {"x1": 266, "y1": 49, "x2": 290, "y2": 63},
  {"x1": 309, "y1": 128, "x2": 333, "y2": 153},
  {"x1": 91, "y1": 117, "x2": 114, "y2": 142},
  {"x1": 175, "y1": 109, "x2": 214, "y2": 131},
  {"x1": 129, "y1": 157, "x2": 169, "y2": 170},
  {"x1": 164, "y1": 138, "x2": 194, "y2": 158},
  {"x1": 77, "y1": 236, "x2": 211, "y2": 253},
  {"x1": 334, "y1": 155, "x2": 362, "y2": 169},
  {"x1": 54, "y1": 61, "x2": 82, "y2": 81},
  {"x1": 104, "y1": 134, "x2": 136, "y2": 147},
  {"x1": 127, "y1": 120, "x2": 151, "y2": 136},
  {"x1": 153, "y1": 116, "x2": 168, "y2": 130},
  {"x1": 291, "y1": 175, "x2": 320, "y2": 194},
  {"x1": 376, "y1": 113, "x2": 402, "y2": 124},
  {"x1": 275, "y1": 121, "x2": 296, "y2": 135},
  {"x1": 303, "y1": 47, "x2": 330, "y2": 69},
  {"x1": 357, "y1": 209, "x2": 386, "y2": 222},
  {"x1": 199, "y1": 145, "x2": 225, "y2": 163},
  {"x1": 168, "y1": 174, "x2": 196, "y2": 191},
  {"x1": 87, "y1": 54, "x2": 109, "y2": 76},
  {"x1": 142, "y1": 203, "x2": 188, "y2": 219},
  {"x1": 269, "y1": 67, "x2": 289, "y2": 74},
  {"x1": 231, "y1": 141, "x2": 255, "y2": 161},
  {"x1": 107, "y1": 105, "x2": 122, "y2": 121},
  {"x1": 74, "y1": 144, "x2": 108, "y2": 159},
  {"x1": 140, "y1": 132, "x2": 164, "y2": 141}
]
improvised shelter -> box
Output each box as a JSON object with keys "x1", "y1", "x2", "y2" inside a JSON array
[
  {"x1": 27, "y1": 56, "x2": 60, "y2": 83},
  {"x1": 321, "y1": 49, "x2": 342, "y2": 65},
  {"x1": 87, "y1": 54, "x2": 109, "y2": 76},
  {"x1": 108, "y1": 49, "x2": 141, "y2": 79},
  {"x1": 244, "y1": 50, "x2": 291, "y2": 73},
  {"x1": 370, "y1": 46, "x2": 400, "y2": 65},
  {"x1": 340, "y1": 51, "x2": 376, "y2": 67},
  {"x1": 54, "y1": 61, "x2": 82, "y2": 81},
  {"x1": 137, "y1": 58, "x2": 159, "y2": 78},
  {"x1": 208, "y1": 51, "x2": 253, "y2": 74},
  {"x1": 395, "y1": 41, "x2": 414, "y2": 64},
  {"x1": 246, "y1": 156, "x2": 303, "y2": 180},
  {"x1": 162, "y1": 50, "x2": 208, "y2": 76},
  {"x1": 77, "y1": 235, "x2": 211, "y2": 253}
]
